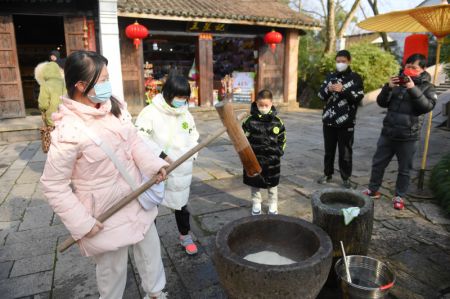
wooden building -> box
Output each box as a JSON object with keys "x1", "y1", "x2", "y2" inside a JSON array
[
  {"x1": 117, "y1": 0, "x2": 321, "y2": 114},
  {"x1": 0, "y1": 0, "x2": 98, "y2": 119},
  {"x1": 0, "y1": 0, "x2": 320, "y2": 120}
]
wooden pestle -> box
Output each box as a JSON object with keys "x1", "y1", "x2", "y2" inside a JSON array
[{"x1": 215, "y1": 100, "x2": 262, "y2": 177}]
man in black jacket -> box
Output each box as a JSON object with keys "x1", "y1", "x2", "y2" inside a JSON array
[
  {"x1": 317, "y1": 50, "x2": 364, "y2": 188},
  {"x1": 363, "y1": 54, "x2": 437, "y2": 210}
]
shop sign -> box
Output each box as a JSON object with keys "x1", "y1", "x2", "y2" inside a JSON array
[
  {"x1": 186, "y1": 22, "x2": 228, "y2": 33},
  {"x1": 232, "y1": 72, "x2": 255, "y2": 103},
  {"x1": 233, "y1": 72, "x2": 255, "y2": 90}
]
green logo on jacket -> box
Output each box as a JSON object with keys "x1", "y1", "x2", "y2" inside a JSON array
[
  {"x1": 273, "y1": 127, "x2": 280, "y2": 134},
  {"x1": 182, "y1": 122, "x2": 189, "y2": 130}
]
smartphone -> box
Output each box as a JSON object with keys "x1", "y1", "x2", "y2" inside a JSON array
[
  {"x1": 396, "y1": 75, "x2": 410, "y2": 85},
  {"x1": 330, "y1": 78, "x2": 338, "y2": 84}
]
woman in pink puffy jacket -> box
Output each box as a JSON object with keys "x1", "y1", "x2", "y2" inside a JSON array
[{"x1": 40, "y1": 51, "x2": 169, "y2": 299}]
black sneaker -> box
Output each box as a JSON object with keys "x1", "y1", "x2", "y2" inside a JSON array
[{"x1": 317, "y1": 175, "x2": 332, "y2": 184}]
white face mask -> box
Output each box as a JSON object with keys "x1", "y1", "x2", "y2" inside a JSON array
[
  {"x1": 336, "y1": 62, "x2": 348, "y2": 72},
  {"x1": 258, "y1": 107, "x2": 271, "y2": 115}
]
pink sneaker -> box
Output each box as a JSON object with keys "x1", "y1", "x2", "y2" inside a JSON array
[
  {"x1": 362, "y1": 189, "x2": 381, "y2": 199},
  {"x1": 392, "y1": 196, "x2": 405, "y2": 210},
  {"x1": 180, "y1": 234, "x2": 198, "y2": 255}
]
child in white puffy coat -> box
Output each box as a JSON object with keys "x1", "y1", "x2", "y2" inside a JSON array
[{"x1": 136, "y1": 73, "x2": 200, "y2": 255}]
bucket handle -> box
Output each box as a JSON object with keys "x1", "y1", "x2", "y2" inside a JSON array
[{"x1": 379, "y1": 281, "x2": 394, "y2": 291}]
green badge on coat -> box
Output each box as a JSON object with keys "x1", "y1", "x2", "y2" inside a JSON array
[
  {"x1": 273, "y1": 127, "x2": 280, "y2": 134},
  {"x1": 182, "y1": 122, "x2": 189, "y2": 130}
]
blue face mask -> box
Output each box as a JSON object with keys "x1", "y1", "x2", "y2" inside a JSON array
[
  {"x1": 88, "y1": 81, "x2": 112, "y2": 104},
  {"x1": 172, "y1": 97, "x2": 187, "y2": 108}
]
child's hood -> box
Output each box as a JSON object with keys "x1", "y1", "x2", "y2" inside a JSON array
[{"x1": 153, "y1": 93, "x2": 188, "y2": 116}]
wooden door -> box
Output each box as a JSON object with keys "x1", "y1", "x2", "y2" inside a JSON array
[
  {"x1": 119, "y1": 25, "x2": 145, "y2": 115},
  {"x1": 257, "y1": 40, "x2": 285, "y2": 102},
  {"x1": 64, "y1": 17, "x2": 86, "y2": 55},
  {"x1": 0, "y1": 15, "x2": 25, "y2": 119}
]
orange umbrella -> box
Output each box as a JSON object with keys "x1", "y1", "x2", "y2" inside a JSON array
[{"x1": 357, "y1": 2, "x2": 450, "y2": 191}]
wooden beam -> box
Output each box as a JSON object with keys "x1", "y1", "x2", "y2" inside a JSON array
[
  {"x1": 196, "y1": 33, "x2": 213, "y2": 107},
  {"x1": 119, "y1": 23, "x2": 146, "y2": 115},
  {"x1": 283, "y1": 29, "x2": 299, "y2": 105}
]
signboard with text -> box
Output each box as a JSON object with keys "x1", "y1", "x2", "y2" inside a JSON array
[
  {"x1": 186, "y1": 22, "x2": 228, "y2": 33},
  {"x1": 232, "y1": 72, "x2": 255, "y2": 103}
]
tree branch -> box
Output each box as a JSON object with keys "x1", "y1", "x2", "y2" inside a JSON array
[
  {"x1": 366, "y1": 0, "x2": 390, "y2": 52},
  {"x1": 337, "y1": 0, "x2": 361, "y2": 38},
  {"x1": 301, "y1": 9, "x2": 325, "y2": 19},
  {"x1": 320, "y1": 0, "x2": 327, "y2": 18},
  {"x1": 324, "y1": 0, "x2": 336, "y2": 53},
  {"x1": 359, "y1": 3, "x2": 368, "y2": 19}
]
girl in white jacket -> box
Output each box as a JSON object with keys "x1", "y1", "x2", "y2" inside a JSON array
[{"x1": 136, "y1": 74, "x2": 200, "y2": 255}]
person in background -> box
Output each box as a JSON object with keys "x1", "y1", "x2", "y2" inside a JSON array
[
  {"x1": 362, "y1": 54, "x2": 437, "y2": 210},
  {"x1": 242, "y1": 89, "x2": 286, "y2": 215},
  {"x1": 35, "y1": 61, "x2": 66, "y2": 127},
  {"x1": 135, "y1": 73, "x2": 200, "y2": 255},
  {"x1": 40, "y1": 50, "x2": 169, "y2": 299},
  {"x1": 317, "y1": 50, "x2": 364, "y2": 188},
  {"x1": 49, "y1": 50, "x2": 60, "y2": 62}
]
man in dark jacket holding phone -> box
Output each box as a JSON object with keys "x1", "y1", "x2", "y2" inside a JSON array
[
  {"x1": 362, "y1": 54, "x2": 437, "y2": 210},
  {"x1": 317, "y1": 50, "x2": 365, "y2": 188}
]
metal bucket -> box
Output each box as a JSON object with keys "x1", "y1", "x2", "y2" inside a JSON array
[{"x1": 335, "y1": 255, "x2": 395, "y2": 299}]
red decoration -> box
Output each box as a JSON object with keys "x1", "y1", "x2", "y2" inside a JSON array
[
  {"x1": 125, "y1": 21, "x2": 149, "y2": 49},
  {"x1": 264, "y1": 30, "x2": 283, "y2": 53},
  {"x1": 403, "y1": 34, "x2": 429, "y2": 65}
]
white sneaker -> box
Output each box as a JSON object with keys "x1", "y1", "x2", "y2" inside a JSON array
[
  {"x1": 144, "y1": 292, "x2": 168, "y2": 299},
  {"x1": 268, "y1": 202, "x2": 278, "y2": 215},
  {"x1": 252, "y1": 203, "x2": 262, "y2": 215}
]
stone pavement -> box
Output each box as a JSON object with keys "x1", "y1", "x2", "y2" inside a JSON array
[{"x1": 0, "y1": 101, "x2": 449, "y2": 299}]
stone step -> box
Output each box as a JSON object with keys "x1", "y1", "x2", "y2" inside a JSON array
[{"x1": 0, "y1": 116, "x2": 41, "y2": 143}]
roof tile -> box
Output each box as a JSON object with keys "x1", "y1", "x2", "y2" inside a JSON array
[{"x1": 117, "y1": 0, "x2": 321, "y2": 29}]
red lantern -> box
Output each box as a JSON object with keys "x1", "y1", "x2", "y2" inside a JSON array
[
  {"x1": 125, "y1": 21, "x2": 149, "y2": 49},
  {"x1": 264, "y1": 30, "x2": 283, "y2": 53}
]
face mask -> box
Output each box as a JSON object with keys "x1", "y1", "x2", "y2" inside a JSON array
[
  {"x1": 87, "y1": 81, "x2": 112, "y2": 104},
  {"x1": 403, "y1": 68, "x2": 421, "y2": 78},
  {"x1": 172, "y1": 97, "x2": 187, "y2": 108},
  {"x1": 336, "y1": 62, "x2": 348, "y2": 72},
  {"x1": 258, "y1": 107, "x2": 271, "y2": 115}
]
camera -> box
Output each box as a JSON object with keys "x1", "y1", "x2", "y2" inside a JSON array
[{"x1": 395, "y1": 75, "x2": 410, "y2": 85}]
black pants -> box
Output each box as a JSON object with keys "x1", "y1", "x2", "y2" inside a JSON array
[
  {"x1": 323, "y1": 125, "x2": 354, "y2": 180},
  {"x1": 368, "y1": 135, "x2": 417, "y2": 197},
  {"x1": 175, "y1": 205, "x2": 190, "y2": 236}
]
